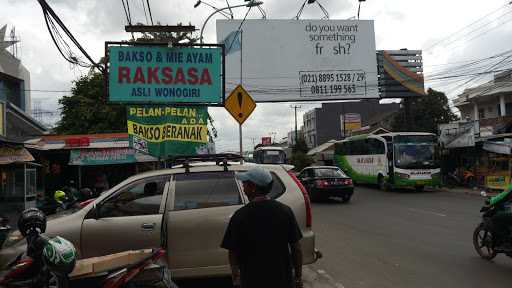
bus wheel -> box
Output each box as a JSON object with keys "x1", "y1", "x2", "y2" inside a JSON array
[{"x1": 378, "y1": 175, "x2": 388, "y2": 191}]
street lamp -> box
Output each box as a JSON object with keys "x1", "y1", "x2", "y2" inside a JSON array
[
  {"x1": 198, "y1": 0, "x2": 264, "y2": 44},
  {"x1": 357, "y1": 0, "x2": 366, "y2": 20},
  {"x1": 194, "y1": 0, "x2": 232, "y2": 19}
]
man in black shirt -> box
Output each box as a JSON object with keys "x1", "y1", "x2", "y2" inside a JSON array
[{"x1": 221, "y1": 167, "x2": 303, "y2": 288}]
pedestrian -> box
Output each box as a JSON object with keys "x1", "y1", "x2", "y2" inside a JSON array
[{"x1": 221, "y1": 167, "x2": 303, "y2": 288}]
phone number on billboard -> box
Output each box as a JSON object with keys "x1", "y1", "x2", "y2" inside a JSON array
[
  {"x1": 299, "y1": 71, "x2": 366, "y2": 97},
  {"x1": 309, "y1": 84, "x2": 358, "y2": 95}
]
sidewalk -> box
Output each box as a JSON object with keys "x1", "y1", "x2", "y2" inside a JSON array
[
  {"x1": 303, "y1": 267, "x2": 344, "y2": 288},
  {"x1": 440, "y1": 186, "x2": 498, "y2": 197}
]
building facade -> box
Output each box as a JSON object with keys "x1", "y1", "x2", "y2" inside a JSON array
[
  {"x1": 303, "y1": 100, "x2": 400, "y2": 148},
  {"x1": 453, "y1": 71, "x2": 512, "y2": 135}
]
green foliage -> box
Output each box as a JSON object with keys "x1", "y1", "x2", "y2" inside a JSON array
[
  {"x1": 55, "y1": 28, "x2": 204, "y2": 136},
  {"x1": 291, "y1": 137, "x2": 313, "y2": 171},
  {"x1": 130, "y1": 22, "x2": 197, "y2": 44},
  {"x1": 291, "y1": 152, "x2": 314, "y2": 171},
  {"x1": 391, "y1": 88, "x2": 459, "y2": 133},
  {"x1": 293, "y1": 137, "x2": 309, "y2": 154},
  {"x1": 55, "y1": 72, "x2": 126, "y2": 134}
]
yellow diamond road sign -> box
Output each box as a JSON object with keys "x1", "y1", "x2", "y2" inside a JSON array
[{"x1": 225, "y1": 85, "x2": 256, "y2": 125}]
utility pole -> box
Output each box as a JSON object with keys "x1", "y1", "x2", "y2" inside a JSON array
[{"x1": 290, "y1": 105, "x2": 301, "y2": 146}]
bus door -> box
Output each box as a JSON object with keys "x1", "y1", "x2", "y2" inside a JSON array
[{"x1": 386, "y1": 141, "x2": 394, "y2": 184}]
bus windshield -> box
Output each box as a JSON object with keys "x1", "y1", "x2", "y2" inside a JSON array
[
  {"x1": 394, "y1": 143, "x2": 437, "y2": 169},
  {"x1": 261, "y1": 150, "x2": 286, "y2": 164}
]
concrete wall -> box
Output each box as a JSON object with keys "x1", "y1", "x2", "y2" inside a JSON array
[{"x1": 0, "y1": 50, "x2": 30, "y2": 112}]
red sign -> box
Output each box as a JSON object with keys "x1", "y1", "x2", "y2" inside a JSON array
[
  {"x1": 65, "y1": 137, "x2": 90, "y2": 147},
  {"x1": 261, "y1": 137, "x2": 272, "y2": 145}
]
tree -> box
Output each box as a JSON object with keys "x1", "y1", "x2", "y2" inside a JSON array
[
  {"x1": 55, "y1": 71, "x2": 127, "y2": 134},
  {"x1": 131, "y1": 22, "x2": 197, "y2": 44},
  {"x1": 55, "y1": 27, "x2": 204, "y2": 135},
  {"x1": 391, "y1": 88, "x2": 459, "y2": 133},
  {"x1": 290, "y1": 137, "x2": 313, "y2": 171}
]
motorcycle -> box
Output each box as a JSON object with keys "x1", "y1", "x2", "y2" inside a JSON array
[
  {"x1": 0, "y1": 208, "x2": 170, "y2": 288},
  {"x1": 473, "y1": 191, "x2": 512, "y2": 260}
]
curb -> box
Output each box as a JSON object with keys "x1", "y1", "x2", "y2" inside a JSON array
[
  {"x1": 439, "y1": 187, "x2": 498, "y2": 197},
  {"x1": 303, "y1": 267, "x2": 345, "y2": 288}
]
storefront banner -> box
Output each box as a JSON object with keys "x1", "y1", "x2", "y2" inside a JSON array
[
  {"x1": 485, "y1": 175, "x2": 510, "y2": 190},
  {"x1": 0, "y1": 146, "x2": 34, "y2": 164},
  {"x1": 69, "y1": 148, "x2": 136, "y2": 165},
  {"x1": 127, "y1": 106, "x2": 209, "y2": 157},
  {"x1": 108, "y1": 46, "x2": 223, "y2": 104}
]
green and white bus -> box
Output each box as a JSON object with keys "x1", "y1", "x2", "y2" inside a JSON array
[{"x1": 334, "y1": 132, "x2": 441, "y2": 191}]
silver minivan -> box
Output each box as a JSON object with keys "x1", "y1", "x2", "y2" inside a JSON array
[{"x1": 1, "y1": 161, "x2": 320, "y2": 279}]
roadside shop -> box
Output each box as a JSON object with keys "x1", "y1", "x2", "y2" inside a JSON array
[{"x1": 25, "y1": 133, "x2": 159, "y2": 196}]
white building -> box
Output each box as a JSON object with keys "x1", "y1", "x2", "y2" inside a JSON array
[{"x1": 453, "y1": 71, "x2": 512, "y2": 134}]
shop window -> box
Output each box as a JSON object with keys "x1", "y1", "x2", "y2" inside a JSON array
[
  {"x1": 173, "y1": 171, "x2": 241, "y2": 211},
  {"x1": 99, "y1": 176, "x2": 168, "y2": 218}
]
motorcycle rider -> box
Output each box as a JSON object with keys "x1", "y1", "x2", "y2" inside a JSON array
[{"x1": 488, "y1": 183, "x2": 512, "y2": 247}]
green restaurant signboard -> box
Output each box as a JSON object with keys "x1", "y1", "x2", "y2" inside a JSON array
[
  {"x1": 69, "y1": 148, "x2": 136, "y2": 165},
  {"x1": 108, "y1": 45, "x2": 223, "y2": 104},
  {"x1": 127, "y1": 105, "x2": 209, "y2": 157}
]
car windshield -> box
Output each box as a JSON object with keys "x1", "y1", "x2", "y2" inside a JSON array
[
  {"x1": 314, "y1": 168, "x2": 346, "y2": 178},
  {"x1": 394, "y1": 143, "x2": 437, "y2": 169}
]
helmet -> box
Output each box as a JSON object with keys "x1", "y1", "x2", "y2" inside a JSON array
[
  {"x1": 17, "y1": 208, "x2": 46, "y2": 237},
  {"x1": 54, "y1": 190, "x2": 66, "y2": 202},
  {"x1": 42, "y1": 236, "x2": 77, "y2": 276}
]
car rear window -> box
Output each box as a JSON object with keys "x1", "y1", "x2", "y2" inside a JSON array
[
  {"x1": 314, "y1": 168, "x2": 347, "y2": 178},
  {"x1": 173, "y1": 171, "x2": 242, "y2": 211}
]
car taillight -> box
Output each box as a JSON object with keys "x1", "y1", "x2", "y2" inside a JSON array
[
  {"x1": 315, "y1": 180, "x2": 329, "y2": 188},
  {"x1": 288, "y1": 171, "x2": 312, "y2": 228},
  {"x1": 345, "y1": 179, "x2": 353, "y2": 185}
]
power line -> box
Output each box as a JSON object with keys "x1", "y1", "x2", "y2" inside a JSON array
[
  {"x1": 146, "y1": 0, "x2": 154, "y2": 25},
  {"x1": 37, "y1": 0, "x2": 104, "y2": 72},
  {"x1": 424, "y1": 2, "x2": 511, "y2": 52},
  {"x1": 140, "y1": 0, "x2": 149, "y2": 25}
]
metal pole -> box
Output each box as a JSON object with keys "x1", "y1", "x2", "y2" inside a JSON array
[
  {"x1": 78, "y1": 166, "x2": 82, "y2": 189},
  {"x1": 199, "y1": 4, "x2": 250, "y2": 44},
  {"x1": 239, "y1": 124, "x2": 243, "y2": 164},
  {"x1": 239, "y1": 30, "x2": 243, "y2": 164},
  {"x1": 357, "y1": 2, "x2": 361, "y2": 19},
  {"x1": 295, "y1": 107, "x2": 298, "y2": 145}
]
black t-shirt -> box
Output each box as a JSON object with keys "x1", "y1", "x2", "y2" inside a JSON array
[{"x1": 221, "y1": 199, "x2": 303, "y2": 288}]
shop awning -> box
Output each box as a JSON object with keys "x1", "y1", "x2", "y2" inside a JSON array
[
  {"x1": 483, "y1": 140, "x2": 512, "y2": 155},
  {"x1": 69, "y1": 148, "x2": 158, "y2": 166},
  {"x1": 0, "y1": 145, "x2": 35, "y2": 164}
]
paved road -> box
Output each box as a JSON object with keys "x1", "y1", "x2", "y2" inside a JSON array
[{"x1": 310, "y1": 186, "x2": 512, "y2": 288}]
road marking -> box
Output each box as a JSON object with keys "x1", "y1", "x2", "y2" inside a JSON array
[{"x1": 408, "y1": 207, "x2": 447, "y2": 217}]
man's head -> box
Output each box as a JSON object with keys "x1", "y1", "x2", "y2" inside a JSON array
[{"x1": 236, "y1": 167, "x2": 274, "y2": 200}]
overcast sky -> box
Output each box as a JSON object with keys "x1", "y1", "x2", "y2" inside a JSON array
[{"x1": 2, "y1": 0, "x2": 512, "y2": 151}]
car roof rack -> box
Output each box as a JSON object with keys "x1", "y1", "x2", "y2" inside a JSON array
[{"x1": 169, "y1": 153, "x2": 243, "y2": 172}]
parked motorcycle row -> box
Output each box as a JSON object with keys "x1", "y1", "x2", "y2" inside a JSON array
[{"x1": 0, "y1": 208, "x2": 174, "y2": 288}]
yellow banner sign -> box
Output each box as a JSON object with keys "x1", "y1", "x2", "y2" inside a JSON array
[{"x1": 127, "y1": 120, "x2": 207, "y2": 143}]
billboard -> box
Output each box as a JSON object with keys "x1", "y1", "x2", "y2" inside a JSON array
[
  {"x1": 107, "y1": 45, "x2": 224, "y2": 105},
  {"x1": 217, "y1": 19, "x2": 378, "y2": 102},
  {"x1": 439, "y1": 121, "x2": 479, "y2": 149},
  {"x1": 341, "y1": 113, "x2": 362, "y2": 136},
  {"x1": 127, "y1": 106, "x2": 209, "y2": 157},
  {"x1": 261, "y1": 137, "x2": 272, "y2": 145}
]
